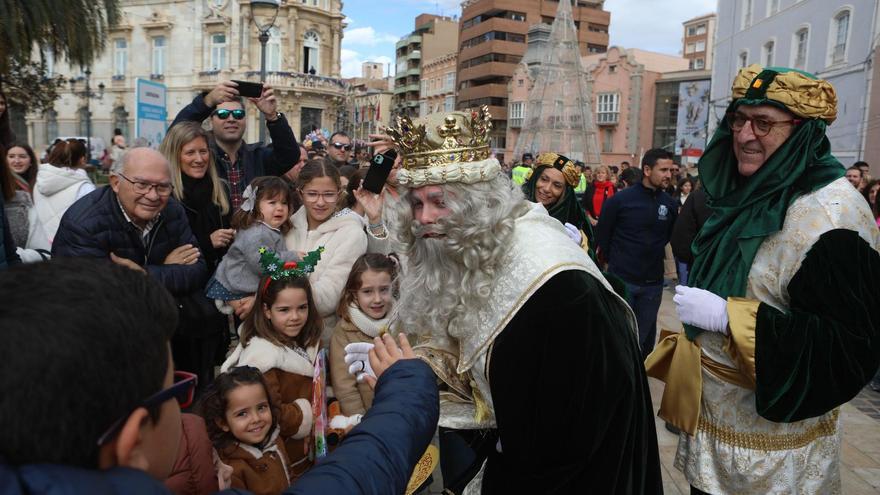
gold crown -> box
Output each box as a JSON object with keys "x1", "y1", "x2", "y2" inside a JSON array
[
  {"x1": 534, "y1": 152, "x2": 581, "y2": 188},
  {"x1": 386, "y1": 106, "x2": 493, "y2": 169}
]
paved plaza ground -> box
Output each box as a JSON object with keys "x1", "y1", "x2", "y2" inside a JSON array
[{"x1": 424, "y1": 288, "x2": 880, "y2": 493}]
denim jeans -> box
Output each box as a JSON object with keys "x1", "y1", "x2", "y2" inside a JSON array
[{"x1": 624, "y1": 282, "x2": 664, "y2": 360}]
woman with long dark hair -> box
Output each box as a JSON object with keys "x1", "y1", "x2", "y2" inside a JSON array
[
  {"x1": 1, "y1": 144, "x2": 49, "y2": 261},
  {"x1": 6, "y1": 143, "x2": 38, "y2": 193}
]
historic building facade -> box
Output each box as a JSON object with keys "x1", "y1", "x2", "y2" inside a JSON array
[{"x1": 25, "y1": 0, "x2": 347, "y2": 151}]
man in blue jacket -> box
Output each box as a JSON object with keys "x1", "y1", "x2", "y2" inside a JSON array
[
  {"x1": 52, "y1": 147, "x2": 207, "y2": 296},
  {"x1": 0, "y1": 259, "x2": 439, "y2": 495},
  {"x1": 171, "y1": 81, "x2": 300, "y2": 209},
  {"x1": 596, "y1": 148, "x2": 678, "y2": 359}
]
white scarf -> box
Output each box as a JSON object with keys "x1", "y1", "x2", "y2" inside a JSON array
[{"x1": 347, "y1": 303, "x2": 392, "y2": 338}]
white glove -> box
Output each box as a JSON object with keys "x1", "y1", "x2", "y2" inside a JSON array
[
  {"x1": 344, "y1": 342, "x2": 376, "y2": 383},
  {"x1": 563, "y1": 223, "x2": 582, "y2": 245},
  {"x1": 329, "y1": 414, "x2": 363, "y2": 429},
  {"x1": 673, "y1": 285, "x2": 729, "y2": 335}
]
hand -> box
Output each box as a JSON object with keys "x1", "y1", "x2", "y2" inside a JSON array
[
  {"x1": 366, "y1": 333, "x2": 415, "y2": 389},
  {"x1": 589, "y1": 216, "x2": 598, "y2": 227},
  {"x1": 563, "y1": 223, "x2": 582, "y2": 245},
  {"x1": 354, "y1": 185, "x2": 385, "y2": 224},
  {"x1": 252, "y1": 84, "x2": 278, "y2": 119},
  {"x1": 367, "y1": 133, "x2": 394, "y2": 155},
  {"x1": 210, "y1": 228, "x2": 235, "y2": 249},
  {"x1": 163, "y1": 244, "x2": 200, "y2": 265},
  {"x1": 110, "y1": 252, "x2": 145, "y2": 273},
  {"x1": 205, "y1": 81, "x2": 240, "y2": 107},
  {"x1": 230, "y1": 296, "x2": 255, "y2": 319},
  {"x1": 212, "y1": 448, "x2": 233, "y2": 490},
  {"x1": 344, "y1": 342, "x2": 376, "y2": 384},
  {"x1": 673, "y1": 285, "x2": 729, "y2": 335}
]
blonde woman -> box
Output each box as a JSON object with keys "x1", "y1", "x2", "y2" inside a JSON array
[
  {"x1": 159, "y1": 121, "x2": 234, "y2": 391},
  {"x1": 581, "y1": 164, "x2": 616, "y2": 226}
]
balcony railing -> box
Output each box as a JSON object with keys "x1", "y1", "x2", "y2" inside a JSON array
[
  {"x1": 243, "y1": 71, "x2": 347, "y2": 93},
  {"x1": 509, "y1": 117, "x2": 523, "y2": 128},
  {"x1": 597, "y1": 112, "x2": 618, "y2": 125}
]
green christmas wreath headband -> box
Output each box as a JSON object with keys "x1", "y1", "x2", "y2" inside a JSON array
[{"x1": 258, "y1": 246, "x2": 324, "y2": 296}]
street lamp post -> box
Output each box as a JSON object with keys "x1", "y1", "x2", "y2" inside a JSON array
[
  {"x1": 69, "y1": 69, "x2": 105, "y2": 163},
  {"x1": 251, "y1": 0, "x2": 280, "y2": 143}
]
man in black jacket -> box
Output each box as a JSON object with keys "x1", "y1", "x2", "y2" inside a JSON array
[
  {"x1": 596, "y1": 148, "x2": 678, "y2": 359},
  {"x1": 52, "y1": 148, "x2": 206, "y2": 296},
  {"x1": 171, "y1": 80, "x2": 299, "y2": 209}
]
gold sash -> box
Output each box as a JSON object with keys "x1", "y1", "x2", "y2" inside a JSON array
[{"x1": 645, "y1": 329, "x2": 754, "y2": 435}]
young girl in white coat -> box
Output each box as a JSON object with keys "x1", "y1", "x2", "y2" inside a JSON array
[{"x1": 284, "y1": 160, "x2": 367, "y2": 343}]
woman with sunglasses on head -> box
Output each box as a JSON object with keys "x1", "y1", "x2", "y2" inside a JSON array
[
  {"x1": 32, "y1": 138, "x2": 95, "y2": 246},
  {"x1": 284, "y1": 159, "x2": 367, "y2": 344}
]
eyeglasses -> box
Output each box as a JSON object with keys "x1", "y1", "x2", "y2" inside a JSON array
[
  {"x1": 301, "y1": 190, "x2": 340, "y2": 203},
  {"x1": 213, "y1": 109, "x2": 246, "y2": 120},
  {"x1": 97, "y1": 371, "x2": 197, "y2": 446},
  {"x1": 726, "y1": 112, "x2": 802, "y2": 137},
  {"x1": 117, "y1": 173, "x2": 174, "y2": 197},
  {"x1": 331, "y1": 142, "x2": 352, "y2": 151}
]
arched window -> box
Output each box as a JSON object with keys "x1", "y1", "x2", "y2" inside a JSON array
[
  {"x1": 792, "y1": 27, "x2": 809, "y2": 70},
  {"x1": 830, "y1": 9, "x2": 850, "y2": 64},
  {"x1": 266, "y1": 27, "x2": 281, "y2": 71},
  {"x1": 303, "y1": 31, "x2": 320, "y2": 74},
  {"x1": 762, "y1": 40, "x2": 775, "y2": 67}
]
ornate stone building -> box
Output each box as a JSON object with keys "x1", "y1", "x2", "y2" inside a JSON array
[{"x1": 25, "y1": 0, "x2": 347, "y2": 151}]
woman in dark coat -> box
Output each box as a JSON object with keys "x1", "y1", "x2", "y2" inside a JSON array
[{"x1": 160, "y1": 121, "x2": 234, "y2": 395}]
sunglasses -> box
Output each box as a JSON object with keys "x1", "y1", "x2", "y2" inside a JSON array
[
  {"x1": 213, "y1": 109, "x2": 246, "y2": 120},
  {"x1": 331, "y1": 142, "x2": 352, "y2": 151},
  {"x1": 96, "y1": 371, "x2": 197, "y2": 446}
]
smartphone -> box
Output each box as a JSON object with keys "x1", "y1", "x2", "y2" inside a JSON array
[
  {"x1": 231, "y1": 80, "x2": 264, "y2": 98},
  {"x1": 362, "y1": 150, "x2": 397, "y2": 194}
]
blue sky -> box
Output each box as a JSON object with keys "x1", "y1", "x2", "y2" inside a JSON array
[{"x1": 340, "y1": 0, "x2": 716, "y2": 78}]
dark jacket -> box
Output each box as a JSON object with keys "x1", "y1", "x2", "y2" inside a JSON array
[
  {"x1": 595, "y1": 182, "x2": 677, "y2": 285},
  {"x1": 671, "y1": 189, "x2": 711, "y2": 266},
  {"x1": 51, "y1": 187, "x2": 207, "y2": 296},
  {"x1": 170, "y1": 93, "x2": 299, "y2": 191},
  {"x1": 0, "y1": 463, "x2": 171, "y2": 495},
  {"x1": 286, "y1": 359, "x2": 439, "y2": 495},
  {"x1": 0, "y1": 192, "x2": 21, "y2": 269}
]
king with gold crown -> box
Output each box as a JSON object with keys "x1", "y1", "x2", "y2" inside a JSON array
[{"x1": 347, "y1": 106, "x2": 663, "y2": 493}]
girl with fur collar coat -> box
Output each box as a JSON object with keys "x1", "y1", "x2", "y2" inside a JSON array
[{"x1": 221, "y1": 274, "x2": 323, "y2": 481}]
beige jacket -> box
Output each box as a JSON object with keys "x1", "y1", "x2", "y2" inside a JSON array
[
  {"x1": 284, "y1": 207, "x2": 367, "y2": 343},
  {"x1": 328, "y1": 318, "x2": 375, "y2": 416}
]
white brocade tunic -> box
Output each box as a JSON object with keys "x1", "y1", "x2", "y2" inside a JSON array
[{"x1": 675, "y1": 177, "x2": 880, "y2": 494}]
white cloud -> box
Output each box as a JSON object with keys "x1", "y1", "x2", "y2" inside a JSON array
[
  {"x1": 343, "y1": 26, "x2": 400, "y2": 47},
  {"x1": 605, "y1": 0, "x2": 716, "y2": 55},
  {"x1": 341, "y1": 49, "x2": 393, "y2": 78}
]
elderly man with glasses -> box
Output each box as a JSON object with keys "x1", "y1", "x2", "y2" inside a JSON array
[
  {"x1": 170, "y1": 80, "x2": 300, "y2": 209},
  {"x1": 53, "y1": 147, "x2": 207, "y2": 296},
  {"x1": 646, "y1": 65, "x2": 880, "y2": 495}
]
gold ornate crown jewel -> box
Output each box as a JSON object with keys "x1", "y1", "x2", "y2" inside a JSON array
[
  {"x1": 386, "y1": 106, "x2": 501, "y2": 187},
  {"x1": 535, "y1": 152, "x2": 580, "y2": 188}
]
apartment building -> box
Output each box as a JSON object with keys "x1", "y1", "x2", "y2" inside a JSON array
[
  {"x1": 392, "y1": 14, "x2": 459, "y2": 118},
  {"x1": 682, "y1": 13, "x2": 716, "y2": 71}
]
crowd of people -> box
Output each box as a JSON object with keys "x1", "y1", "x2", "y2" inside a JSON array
[{"x1": 1, "y1": 63, "x2": 879, "y2": 495}]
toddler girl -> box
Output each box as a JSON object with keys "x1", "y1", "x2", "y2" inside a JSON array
[
  {"x1": 329, "y1": 253, "x2": 398, "y2": 416},
  {"x1": 207, "y1": 176, "x2": 299, "y2": 303},
  {"x1": 200, "y1": 366, "x2": 290, "y2": 495},
  {"x1": 221, "y1": 248, "x2": 324, "y2": 481}
]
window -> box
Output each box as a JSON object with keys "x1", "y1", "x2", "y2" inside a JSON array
[
  {"x1": 518, "y1": 78, "x2": 524, "y2": 87},
  {"x1": 303, "y1": 31, "x2": 320, "y2": 74},
  {"x1": 113, "y1": 38, "x2": 128, "y2": 77},
  {"x1": 444, "y1": 96, "x2": 455, "y2": 112},
  {"x1": 687, "y1": 26, "x2": 696, "y2": 37},
  {"x1": 694, "y1": 58, "x2": 705, "y2": 69},
  {"x1": 739, "y1": 50, "x2": 749, "y2": 68},
  {"x1": 767, "y1": 0, "x2": 780, "y2": 16},
  {"x1": 695, "y1": 40, "x2": 706, "y2": 52},
  {"x1": 742, "y1": 0, "x2": 753, "y2": 29},
  {"x1": 445, "y1": 72, "x2": 455, "y2": 91},
  {"x1": 266, "y1": 27, "x2": 281, "y2": 71},
  {"x1": 685, "y1": 43, "x2": 696, "y2": 54},
  {"x1": 696, "y1": 24, "x2": 707, "y2": 35},
  {"x1": 608, "y1": 65, "x2": 617, "y2": 74},
  {"x1": 509, "y1": 101, "x2": 524, "y2": 119},
  {"x1": 210, "y1": 33, "x2": 227, "y2": 70},
  {"x1": 44, "y1": 48, "x2": 54, "y2": 76},
  {"x1": 596, "y1": 93, "x2": 619, "y2": 124},
  {"x1": 602, "y1": 129, "x2": 614, "y2": 153},
  {"x1": 588, "y1": 44, "x2": 606, "y2": 53},
  {"x1": 152, "y1": 36, "x2": 166, "y2": 76},
  {"x1": 831, "y1": 10, "x2": 850, "y2": 64},
  {"x1": 793, "y1": 28, "x2": 809, "y2": 69},
  {"x1": 419, "y1": 100, "x2": 427, "y2": 116},
  {"x1": 762, "y1": 40, "x2": 774, "y2": 66},
  {"x1": 420, "y1": 79, "x2": 427, "y2": 97}
]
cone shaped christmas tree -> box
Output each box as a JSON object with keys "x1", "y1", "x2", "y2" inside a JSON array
[{"x1": 513, "y1": 0, "x2": 601, "y2": 166}]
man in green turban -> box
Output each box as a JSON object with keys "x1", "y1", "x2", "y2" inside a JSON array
[{"x1": 646, "y1": 64, "x2": 880, "y2": 494}]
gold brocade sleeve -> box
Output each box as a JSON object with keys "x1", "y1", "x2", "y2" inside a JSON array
[{"x1": 726, "y1": 297, "x2": 761, "y2": 388}]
